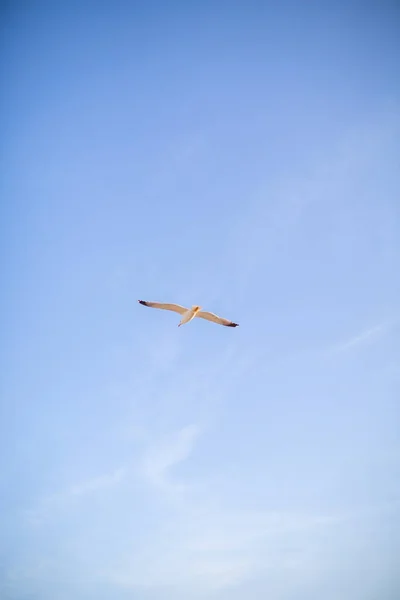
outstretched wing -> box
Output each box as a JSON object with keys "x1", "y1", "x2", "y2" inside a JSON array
[
  {"x1": 196, "y1": 311, "x2": 239, "y2": 327},
  {"x1": 138, "y1": 300, "x2": 187, "y2": 315}
]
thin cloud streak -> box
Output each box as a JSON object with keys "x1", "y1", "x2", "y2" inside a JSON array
[
  {"x1": 105, "y1": 508, "x2": 343, "y2": 591},
  {"x1": 24, "y1": 466, "x2": 126, "y2": 526},
  {"x1": 219, "y1": 108, "x2": 400, "y2": 305},
  {"x1": 140, "y1": 424, "x2": 200, "y2": 496},
  {"x1": 69, "y1": 467, "x2": 126, "y2": 496},
  {"x1": 336, "y1": 324, "x2": 386, "y2": 352}
]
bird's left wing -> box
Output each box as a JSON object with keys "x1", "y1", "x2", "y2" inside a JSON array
[
  {"x1": 196, "y1": 311, "x2": 239, "y2": 327},
  {"x1": 138, "y1": 300, "x2": 187, "y2": 315}
]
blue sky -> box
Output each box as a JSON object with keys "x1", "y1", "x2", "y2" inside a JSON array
[{"x1": 1, "y1": 1, "x2": 400, "y2": 598}]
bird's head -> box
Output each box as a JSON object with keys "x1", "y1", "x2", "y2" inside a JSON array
[{"x1": 192, "y1": 305, "x2": 202, "y2": 313}]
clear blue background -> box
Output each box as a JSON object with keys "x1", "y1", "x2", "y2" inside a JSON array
[{"x1": 1, "y1": 1, "x2": 399, "y2": 598}]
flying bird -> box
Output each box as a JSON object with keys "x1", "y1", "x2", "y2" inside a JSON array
[{"x1": 138, "y1": 300, "x2": 239, "y2": 328}]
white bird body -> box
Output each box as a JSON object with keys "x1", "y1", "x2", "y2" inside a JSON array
[
  {"x1": 178, "y1": 306, "x2": 200, "y2": 326},
  {"x1": 138, "y1": 300, "x2": 238, "y2": 328}
]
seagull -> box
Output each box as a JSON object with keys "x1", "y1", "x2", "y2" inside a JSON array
[{"x1": 138, "y1": 300, "x2": 239, "y2": 328}]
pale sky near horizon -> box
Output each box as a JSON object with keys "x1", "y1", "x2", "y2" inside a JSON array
[{"x1": 1, "y1": 1, "x2": 400, "y2": 599}]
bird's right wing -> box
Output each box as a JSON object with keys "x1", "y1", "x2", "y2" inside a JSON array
[
  {"x1": 138, "y1": 300, "x2": 187, "y2": 315},
  {"x1": 196, "y1": 311, "x2": 239, "y2": 327}
]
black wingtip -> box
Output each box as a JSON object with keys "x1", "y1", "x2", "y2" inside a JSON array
[
  {"x1": 227, "y1": 322, "x2": 239, "y2": 327},
  {"x1": 138, "y1": 300, "x2": 148, "y2": 306}
]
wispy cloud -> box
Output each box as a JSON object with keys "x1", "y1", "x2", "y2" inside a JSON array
[
  {"x1": 216, "y1": 107, "x2": 400, "y2": 306},
  {"x1": 335, "y1": 323, "x2": 387, "y2": 352},
  {"x1": 106, "y1": 508, "x2": 341, "y2": 592},
  {"x1": 68, "y1": 467, "x2": 125, "y2": 496},
  {"x1": 140, "y1": 424, "x2": 200, "y2": 496},
  {"x1": 24, "y1": 466, "x2": 126, "y2": 526},
  {"x1": 103, "y1": 424, "x2": 341, "y2": 592},
  {"x1": 17, "y1": 419, "x2": 399, "y2": 597}
]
